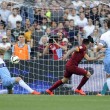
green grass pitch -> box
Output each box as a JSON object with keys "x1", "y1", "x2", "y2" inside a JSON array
[{"x1": 0, "y1": 95, "x2": 110, "y2": 110}]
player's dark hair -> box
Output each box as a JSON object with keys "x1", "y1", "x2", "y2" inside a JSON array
[{"x1": 82, "y1": 39, "x2": 90, "y2": 45}]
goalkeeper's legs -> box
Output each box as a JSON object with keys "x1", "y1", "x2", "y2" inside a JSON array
[
  {"x1": 15, "y1": 77, "x2": 40, "y2": 95},
  {"x1": 46, "y1": 77, "x2": 69, "y2": 95}
]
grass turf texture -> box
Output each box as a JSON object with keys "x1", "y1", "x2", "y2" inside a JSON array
[{"x1": 0, "y1": 95, "x2": 110, "y2": 110}]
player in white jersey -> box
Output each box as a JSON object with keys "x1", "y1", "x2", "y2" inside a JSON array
[
  {"x1": 0, "y1": 48, "x2": 40, "y2": 95},
  {"x1": 95, "y1": 19, "x2": 110, "y2": 96}
]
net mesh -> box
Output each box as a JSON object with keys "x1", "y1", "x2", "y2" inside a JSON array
[{"x1": 0, "y1": 0, "x2": 110, "y2": 95}]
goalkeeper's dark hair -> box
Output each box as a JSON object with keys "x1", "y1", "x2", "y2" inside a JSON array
[{"x1": 82, "y1": 39, "x2": 90, "y2": 45}]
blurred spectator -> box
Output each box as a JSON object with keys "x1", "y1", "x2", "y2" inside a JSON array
[
  {"x1": 24, "y1": 25, "x2": 35, "y2": 47},
  {"x1": 41, "y1": 17, "x2": 49, "y2": 31},
  {"x1": 0, "y1": 1, "x2": 11, "y2": 23},
  {"x1": 50, "y1": 21, "x2": 57, "y2": 30},
  {"x1": 67, "y1": 8, "x2": 79, "y2": 26},
  {"x1": 6, "y1": 28, "x2": 15, "y2": 44},
  {"x1": 12, "y1": 33, "x2": 31, "y2": 60},
  {"x1": 83, "y1": 18, "x2": 95, "y2": 38},
  {"x1": 45, "y1": 27, "x2": 51, "y2": 36},
  {"x1": 0, "y1": 36, "x2": 11, "y2": 60},
  {"x1": 79, "y1": 6, "x2": 84, "y2": 13},
  {"x1": 34, "y1": 23, "x2": 44, "y2": 48},
  {"x1": 24, "y1": 19, "x2": 31, "y2": 31},
  {"x1": 37, "y1": 35, "x2": 49, "y2": 58},
  {"x1": 76, "y1": 12, "x2": 88, "y2": 28},
  {"x1": 34, "y1": 23, "x2": 44, "y2": 38},
  {"x1": 99, "y1": 20, "x2": 108, "y2": 34},
  {"x1": 90, "y1": 28, "x2": 100, "y2": 46},
  {"x1": 85, "y1": 7, "x2": 91, "y2": 19},
  {"x1": 99, "y1": 9, "x2": 107, "y2": 26},
  {"x1": 90, "y1": 7, "x2": 100, "y2": 25},
  {"x1": 43, "y1": 34, "x2": 67, "y2": 60},
  {"x1": 68, "y1": 19, "x2": 79, "y2": 45},
  {"x1": 62, "y1": 37, "x2": 71, "y2": 55},
  {"x1": 45, "y1": 8, "x2": 51, "y2": 19},
  {"x1": 0, "y1": 14, "x2": 6, "y2": 27},
  {"x1": 50, "y1": 4, "x2": 63, "y2": 22},
  {"x1": 62, "y1": 13, "x2": 68, "y2": 22},
  {"x1": 34, "y1": 8, "x2": 43, "y2": 24},
  {"x1": 11, "y1": 21, "x2": 25, "y2": 42},
  {"x1": 0, "y1": 22, "x2": 6, "y2": 42},
  {"x1": 8, "y1": 8, "x2": 22, "y2": 29},
  {"x1": 52, "y1": 22, "x2": 68, "y2": 38},
  {"x1": 64, "y1": 20, "x2": 70, "y2": 32}
]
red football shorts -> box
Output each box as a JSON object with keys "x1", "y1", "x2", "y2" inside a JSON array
[{"x1": 64, "y1": 65, "x2": 87, "y2": 78}]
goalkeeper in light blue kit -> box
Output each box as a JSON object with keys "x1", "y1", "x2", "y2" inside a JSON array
[
  {"x1": 0, "y1": 48, "x2": 40, "y2": 95},
  {"x1": 95, "y1": 19, "x2": 110, "y2": 96}
]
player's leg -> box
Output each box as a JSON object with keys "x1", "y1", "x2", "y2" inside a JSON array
[
  {"x1": 46, "y1": 70, "x2": 71, "y2": 95},
  {"x1": 74, "y1": 67, "x2": 92, "y2": 95},
  {"x1": 0, "y1": 67, "x2": 14, "y2": 94},
  {"x1": 0, "y1": 89, "x2": 8, "y2": 94},
  {"x1": 46, "y1": 77, "x2": 69, "y2": 95},
  {"x1": 15, "y1": 77, "x2": 40, "y2": 95}
]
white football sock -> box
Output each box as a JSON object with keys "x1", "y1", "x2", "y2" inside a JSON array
[
  {"x1": 106, "y1": 78, "x2": 110, "y2": 90},
  {"x1": 19, "y1": 80, "x2": 34, "y2": 93},
  {"x1": 0, "y1": 89, "x2": 8, "y2": 94}
]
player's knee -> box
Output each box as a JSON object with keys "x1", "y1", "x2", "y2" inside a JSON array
[
  {"x1": 61, "y1": 77, "x2": 69, "y2": 83},
  {"x1": 86, "y1": 71, "x2": 91, "y2": 78},
  {"x1": 16, "y1": 77, "x2": 22, "y2": 82}
]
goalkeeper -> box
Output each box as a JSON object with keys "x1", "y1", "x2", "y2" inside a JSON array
[
  {"x1": 46, "y1": 39, "x2": 102, "y2": 95},
  {"x1": 0, "y1": 48, "x2": 40, "y2": 95}
]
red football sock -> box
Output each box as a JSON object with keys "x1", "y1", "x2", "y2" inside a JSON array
[
  {"x1": 77, "y1": 76, "x2": 89, "y2": 90},
  {"x1": 49, "y1": 80, "x2": 63, "y2": 91}
]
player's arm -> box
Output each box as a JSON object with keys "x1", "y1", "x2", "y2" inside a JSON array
[
  {"x1": 84, "y1": 53, "x2": 102, "y2": 61},
  {"x1": 53, "y1": 39, "x2": 67, "y2": 51},
  {"x1": 62, "y1": 47, "x2": 79, "y2": 60}
]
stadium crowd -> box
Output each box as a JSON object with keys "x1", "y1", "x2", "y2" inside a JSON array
[{"x1": 0, "y1": 0, "x2": 110, "y2": 60}]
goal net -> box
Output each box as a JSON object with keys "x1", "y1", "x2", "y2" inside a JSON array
[{"x1": 0, "y1": 0, "x2": 110, "y2": 95}]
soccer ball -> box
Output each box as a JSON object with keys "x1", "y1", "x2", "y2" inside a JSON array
[{"x1": 11, "y1": 56, "x2": 20, "y2": 64}]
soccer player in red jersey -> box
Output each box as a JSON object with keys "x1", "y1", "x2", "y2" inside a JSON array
[{"x1": 46, "y1": 39, "x2": 101, "y2": 95}]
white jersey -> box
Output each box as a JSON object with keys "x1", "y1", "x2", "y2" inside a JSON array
[{"x1": 100, "y1": 30, "x2": 110, "y2": 48}]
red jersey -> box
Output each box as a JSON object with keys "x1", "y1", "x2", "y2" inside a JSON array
[
  {"x1": 49, "y1": 43, "x2": 64, "y2": 60},
  {"x1": 66, "y1": 44, "x2": 87, "y2": 66}
]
